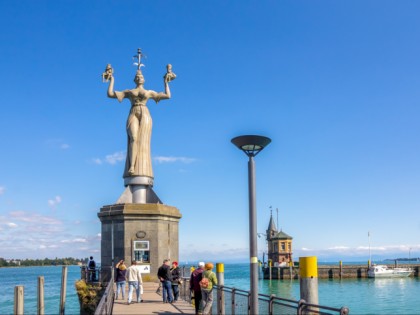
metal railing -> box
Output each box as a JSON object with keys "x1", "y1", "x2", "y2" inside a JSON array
[
  {"x1": 179, "y1": 277, "x2": 193, "y2": 302},
  {"x1": 94, "y1": 279, "x2": 114, "y2": 315},
  {"x1": 178, "y1": 277, "x2": 349, "y2": 315},
  {"x1": 79, "y1": 266, "x2": 114, "y2": 315},
  {"x1": 91, "y1": 271, "x2": 349, "y2": 315},
  {"x1": 81, "y1": 266, "x2": 113, "y2": 284},
  {"x1": 81, "y1": 266, "x2": 101, "y2": 283}
]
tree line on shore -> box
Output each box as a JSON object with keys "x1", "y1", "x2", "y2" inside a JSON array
[{"x1": 0, "y1": 257, "x2": 89, "y2": 267}]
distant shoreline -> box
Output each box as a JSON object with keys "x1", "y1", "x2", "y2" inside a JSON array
[
  {"x1": 385, "y1": 258, "x2": 420, "y2": 261},
  {"x1": 0, "y1": 264, "x2": 82, "y2": 268}
]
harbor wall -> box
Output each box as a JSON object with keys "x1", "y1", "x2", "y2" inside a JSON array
[{"x1": 263, "y1": 264, "x2": 420, "y2": 279}]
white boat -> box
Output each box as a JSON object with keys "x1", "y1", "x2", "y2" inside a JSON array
[{"x1": 368, "y1": 264, "x2": 413, "y2": 278}]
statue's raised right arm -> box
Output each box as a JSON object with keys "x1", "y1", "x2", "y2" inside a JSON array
[{"x1": 106, "y1": 70, "x2": 117, "y2": 99}]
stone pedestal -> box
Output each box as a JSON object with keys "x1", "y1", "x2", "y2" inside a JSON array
[{"x1": 98, "y1": 203, "x2": 181, "y2": 277}]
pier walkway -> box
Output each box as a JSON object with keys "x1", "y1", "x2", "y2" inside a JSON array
[{"x1": 112, "y1": 282, "x2": 195, "y2": 315}]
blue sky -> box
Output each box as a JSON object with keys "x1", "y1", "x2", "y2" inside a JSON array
[{"x1": 0, "y1": 1, "x2": 419, "y2": 263}]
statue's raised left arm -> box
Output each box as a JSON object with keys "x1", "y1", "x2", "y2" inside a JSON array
[{"x1": 149, "y1": 64, "x2": 176, "y2": 103}]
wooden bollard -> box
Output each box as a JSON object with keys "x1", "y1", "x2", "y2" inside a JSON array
[
  {"x1": 216, "y1": 263, "x2": 225, "y2": 315},
  {"x1": 269, "y1": 260, "x2": 272, "y2": 280},
  {"x1": 38, "y1": 276, "x2": 44, "y2": 315},
  {"x1": 14, "y1": 285, "x2": 24, "y2": 315},
  {"x1": 300, "y1": 256, "x2": 319, "y2": 314},
  {"x1": 59, "y1": 266, "x2": 68, "y2": 315},
  {"x1": 339, "y1": 261, "x2": 343, "y2": 279}
]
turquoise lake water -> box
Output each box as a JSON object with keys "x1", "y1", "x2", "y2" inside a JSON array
[
  {"x1": 0, "y1": 265, "x2": 81, "y2": 314},
  {"x1": 0, "y1": 263, "x2": 419, "y2": 314}
]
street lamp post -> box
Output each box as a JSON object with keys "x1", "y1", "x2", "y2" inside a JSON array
[{"x1": 231, "y1": 135, "x2": 271, "y2": 315}]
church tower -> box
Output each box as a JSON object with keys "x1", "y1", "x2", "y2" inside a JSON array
[
  {"x1": 266, "y1": 213, "x2": 277, "y2": 241},
  {"x1": 266, "y1": 211, "x2": 293, "y2": 266}
]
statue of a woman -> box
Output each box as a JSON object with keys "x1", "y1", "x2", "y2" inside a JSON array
[{"x1": 105, "y1": 65, "x2": 175, "y2": 181}]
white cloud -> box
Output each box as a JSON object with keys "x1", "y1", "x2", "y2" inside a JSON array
[
  {"x1": 0, "y1": 186, "x2": 5, "y2": 195},
  {"x1": 105, "y1": 151, "x2": 125, "y2": 164},
  {"x1": 0, "y1": 211, "x2": 101, "y2": 259},
  {"x1": 10, "y1": 211, "x2": 62, "y2": 225},
  {"x1": 92, "y1": 158, "x2": 102, "y2": 165},
  {"x1": 61, "y1": 238, "x2": 87, "y2": 243},
  {"x1": 327, "y1": 246, "x2": 350, "y2": 250},
  {"x1": 45, "y1": 139, "x2": 70, "y2": 150},
  {"x1": 154, "y1": 156, "x2": 196, "y2": 164},
  {"x1": 93, "y1": 151, "x2": 125, "y2": 165},
  {"x1": 48, "y1": 196, "x2": 62, "y2": 208}
]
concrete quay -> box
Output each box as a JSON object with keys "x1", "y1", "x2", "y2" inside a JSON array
[{"x1": 112, "y1": 282, "x2": 195, "y2": 315}]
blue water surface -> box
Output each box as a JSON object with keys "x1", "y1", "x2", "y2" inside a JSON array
[
  {"x1": 222, "y1": 263, "x2": 420, "y2": 314},
  {"x1": 0, "y1": 265, "x2": 81, "y2": 315},
  {"x1": 1, "y1": 263, "x2": 419, "y2": 314}
]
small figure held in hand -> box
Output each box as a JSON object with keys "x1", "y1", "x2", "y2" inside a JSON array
[
  {"x1": 102, "y1": 64, "x2": 113, "y2": 82},
  {"x1": 164, "y1": 64, "x2": 176, "y2": 83}
]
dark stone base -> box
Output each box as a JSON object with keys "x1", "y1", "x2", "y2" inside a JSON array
[{"x1": 98, "y1": 203, "x2": 182, "y2": 278}]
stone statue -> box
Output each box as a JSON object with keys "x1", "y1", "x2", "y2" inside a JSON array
[{"x1": 103, "y1": 49, "x2": 176, "y2": 187}]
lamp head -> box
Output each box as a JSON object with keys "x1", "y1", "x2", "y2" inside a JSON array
[{"x1": 231, "y1": 135, "x2": 271, "y2": 157}]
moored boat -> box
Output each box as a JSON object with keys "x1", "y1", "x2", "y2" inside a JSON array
[{"x1": 368, "y1": 264, "x2": 413, "y2": 278}]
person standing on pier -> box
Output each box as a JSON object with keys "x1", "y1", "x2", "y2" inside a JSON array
[
  {"x1": 190, "y1": 262, "x2": 204, "y2": 314},
  {"x1": 170, "y1": 261, "x2": 181, "y2": 302},
  {"x1": 88, "y1": 256, "x2": 96, "y2": 282},
  {"x1": 126, "y1": 260, "x2": 143, "y2": 304},
  {"x1": 200, "y1": 263, "x2": 218, "y2": 315},
  {"x1": 157, "y1": 259, "x2": 173, "y2": 303},
  {"x1": 115, "y1": 260, "x2": 127, "y2": 300}
]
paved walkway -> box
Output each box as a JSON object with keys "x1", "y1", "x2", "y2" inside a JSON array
[{"x1": 112, "y1": 282, "x2": 195, "y2": 315}]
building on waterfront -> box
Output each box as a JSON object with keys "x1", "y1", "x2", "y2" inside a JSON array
[{"x1": 266, "y1": 213, "x2": 293, "y2": 266}]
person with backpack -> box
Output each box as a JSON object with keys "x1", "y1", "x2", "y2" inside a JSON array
[
  {"x1": 190, "y1": 261, "x2": 204, "y2": 314},
  {"x1": 88, "y1": 256, "x2": 96, "y2": 282},
  {"x1": 200, "y1": 262, "x2": 218, "y2": 315}
]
